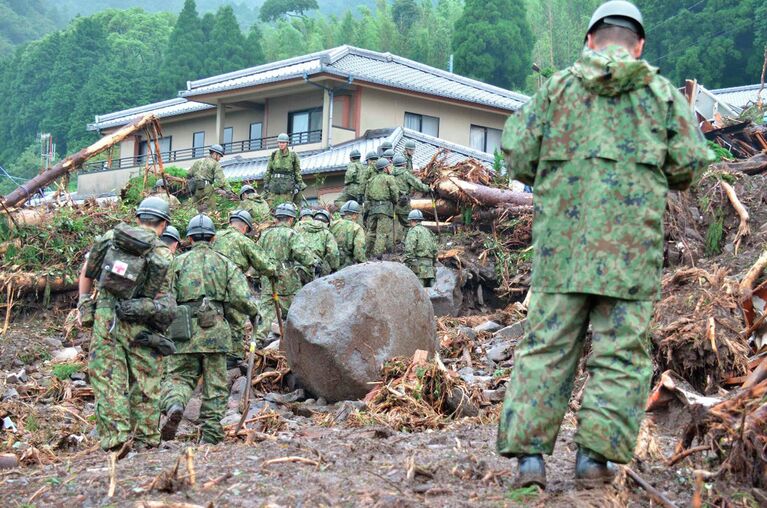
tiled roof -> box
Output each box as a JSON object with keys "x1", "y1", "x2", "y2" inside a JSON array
[
  {"x1": 710, "y1": 84, "x2": 765, "y2": 111},
  {"x1": 87, "y1": 98, "x2": 214, "y2": 131},
  {"x1": 221, "y1": 127, "x2": 495, "y2": 181},
  {"x1": 183, "y1": 45, "x2": 528, "y2": 111}
]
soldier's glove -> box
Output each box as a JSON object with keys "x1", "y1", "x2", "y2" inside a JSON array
[
  {"x1": 115, "y1": 298, "x2": 157, "y2": 323},
  {"x1": 148, "y1": 295, "x2": 178, "y2": 332},
  {"x1": 77, "y1": 294, "x2": 95, "y2": 328},
  {"x1": 293, "y1": 184, "x2": 301, "y2": 196},
  {"x1": 133, "y1": 330, "x2": 176, "y2": 356},
  {"x1": 398, "y1": 195, "x2": 409, "y2": 207}
]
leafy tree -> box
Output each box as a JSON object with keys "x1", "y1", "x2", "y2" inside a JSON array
[
  {"x1": 245, "y1": 23, "x2": 266, "y2": 67},
  {"x1": 259, "y1": 0, "x2": 319, "y2": 22},
  {"x1": 452, "y1": 0, "x2": 534, "y2": 89},
  {"x1": 392, "y1": 0, "x2": 419, "y2": 32},
  {"x1": 204, "y1": 5, "x2": 249, "y2": 75},
  {"x1": 159, "y1": 0, "x2": 207, "y2": 96}
]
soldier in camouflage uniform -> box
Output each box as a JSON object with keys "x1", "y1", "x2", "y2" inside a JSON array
[
  {"x1": 298, "y1": 209, "x2": 339, "y2": 276},
  {"x1": 77, "y1": 197, "x2": 176, "y2": 454},
  {"x1": 404, "y1": 210, "x2": 438, "y2": 287},
  {"x1": 391, "y1": 153, "x2": 430, "y2": 240},
  {"x1": 358, "y1": 151, "x2": 379, "y2": 208},
  {"x1": 364, "y1": 158, "x2": 399, "y2": 257},
  {"x1": 212, "y1": 210, "x2": 277, "y2": 364},
  {"x1": 264, "y1": 133, "x2": 306, "y2": 207},
  {"x1": 496, "y1": 1, "x2": 713, "y2": 488},
  {"x1": 255, "y1": 204, "x2": 319, "y2": 343},
  {"x1": 160, "y1": 225, "x2": 181, "y2": 255},
  {"x1": 186, "y1": 144, "x2": 230, "y2": 212},
  {"x1": 161, "y1": 214, "x2": 260, "y2": 445},
  {"x1": 295, "y1": 208, "x2": 315, "y2": 233},
  {"x1": 334, "y1": 149, "x2": 366, "y2": 208},
  {"x1": 238, "y1": 185, "x2": 271, "y2": 225},
  {"x1": 149, "y1": 179, "x2": 181, "y2": 210},
  {"x1": 382, "y1": 148, "x2": 395, "y2": 163},
  {"x1": 330, "y1": 200, "x2": 367, "y2": 269},
  {"x1": 378, "y1": 140, "x2": 392, "y2": 157},
  {"x1": 403, "y1": 139, "x2": 416, "y2": 172}
]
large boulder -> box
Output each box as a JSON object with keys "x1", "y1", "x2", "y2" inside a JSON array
[
  {"x1": 428, "y1": 266, "x2": 463, "y2": 316},
  {"x1": 283, "y1": 261, "x2": 437, "y2": 402}
]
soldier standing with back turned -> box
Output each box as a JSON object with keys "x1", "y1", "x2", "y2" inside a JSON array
[{"x1": 496, "y1": 1, "x2": 712, "y2": 489}]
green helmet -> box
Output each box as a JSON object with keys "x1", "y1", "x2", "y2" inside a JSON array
[
  {"x1": 407, "y1": 209, "x2": 424, "y2": 221},
  {"x1": 383, "y1": 149, "x2": 395, "y2": 160},
  {"x1": 161, "y1": 225, "x2": 181, "y2": 243},
  {"x1": 393, "y1": 154, "x2": 407, "y2": 167},
  {"x1": 275, "y1": 202, "x2": 297, "y2": 218},
  {"x1": 209, "y1": 144, "x2": 225, "y2": 156},
  {"x1": 187, "y1": 214, "x2": 216, "y2": 237},
  {"x1": 230, "y1": 209, "x2": 253, "y2": 231},
  {"x1": 587, "y1": 1, "x2": 644, "y2": 37},
  {"x1": 366, "y1": 151, "x2": 379, "y2": 162},
  {"x1": 350, "y1": 149, "x2": 361, "y2": 160},
  {"x1": 313, "y1": 209, "x2": 331, "y2": 223},
  {"x1": 277, "y1": 133, "x2": 290, "y2": 143},
  {"x1": 379, "y1": 141, "x2": 393, "y2": 152},
  {"x1": 404, "y1": 140, "x2": 416, "y2": 150},
  {"x1": 136, "y1": 196, "x2": 171, "y2": 222},
  {"x1": 375, "y1": 158, "x2": 389, "y2": 171},
  {"x1": 300, "y1": 208, "x2": 314, "y2": 219},
  {"x1": 239, "y1": 184, "x2": 257, "y2": 198},
  {"x1": 154, "y1": 178, "x2": 165, "y2": 189},
  {"x1": 340, "y1": 200, "x2": 361, "y2": 215}
]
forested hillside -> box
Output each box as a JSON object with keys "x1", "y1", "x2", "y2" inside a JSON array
[{"x1": 0, "y1": 0, "x2": 763, "y2": 194}]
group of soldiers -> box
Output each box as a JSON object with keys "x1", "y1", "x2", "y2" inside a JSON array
[{"x1": 76, "y1": 132, "x2": 440, "y2": 455}]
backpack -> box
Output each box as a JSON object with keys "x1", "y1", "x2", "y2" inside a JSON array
[{"x1": 96, "y1": 223, "x2": 157, "y2": 299}]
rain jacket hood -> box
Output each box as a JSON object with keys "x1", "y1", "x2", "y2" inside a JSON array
[{"x1": 572, "y1": 45, "x2": 657, "y2": 97}]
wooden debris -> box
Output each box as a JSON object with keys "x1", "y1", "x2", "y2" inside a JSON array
[
  {"x1": 624, "y1": 466, "x2": 678, "y2": 508},
  {"x1": 719, "y1": 180, "x2": 749, "y2": 254}
]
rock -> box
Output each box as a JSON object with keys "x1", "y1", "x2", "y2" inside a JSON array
[
  {"x1": 6, "y1": 369, "x2": 28, "y2": 385},
  {"x1": 264, "y1": 339, "x2": 281, "y2": 351},
  {"x1": 2, "y1": 387, "x2": 19, "y2": 401},
  {"x1": 70, "y1": 372, "x2": 87, "y2": 381},
  {"x1": 486, "y1": 343, "x2": 513, "y2": 363},
  {"x1": 230, "y1": 377, "x2": 248, "y2": 399},
  {"x1": 72, "y1": 380, "x2": 88, "y2": 388},
  {"x1": 53, "y1": 347, "x2": 79, "y2": 362},
  {"x1": 2, "y1": 416, "x2": 17, "y2": 432},
  {"x1": 483, "y1": 387, "x2": 507, "y2": 403},
  {"x1": 264, "y1": 389, "x2": 305, "y2": 404},
  {"x1": 220, "y1": 412, "x2": 241, "y2": 427},
  {"x1": 183, "y1": 398, "x2": 201, "y2": 422},
  {"x1": 332, "y1": 400, "x2": 366, "y2": 423},
  {"x1": 446, "y1": 387, "x2": 479, "y2": 417},
  {"x1": 457, "y1": 326, "x2": 477, "y2": 341},
  {"x1": 43, "y1": 337, "x2": 63, "y2": 349},
  {"x1": 284, "y1": 261, "x2": 437, "y2": 402},
  {"x1": 473, "y1": 321, "x2": 503, "y2": 334},
  {"x1": 458, "y1": 367, "x2": 475, "y2": 384},
  {"x1": 495, "y1": 320, "x2": 526, "y2": 340},
  {"x1": 0, "y1": 453, "x2": 18, "y2": 470},
  {"x1": 428, "y1": 266, "x2": 463, "y2": 317},
  {"x1": 316, "y1": 397, "x2": 327, "y2": 406},
  {"x1": 226, "y1": 368, "x2": 241, "y2": 388}
]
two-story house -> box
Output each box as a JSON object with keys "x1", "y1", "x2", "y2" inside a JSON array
[{"x1": 80, "y1": 45, "x2": 529, "y2": 201}]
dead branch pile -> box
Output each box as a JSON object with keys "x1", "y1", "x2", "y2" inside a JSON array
[
  {"x1": 250, "y1": 349, "x2": 291, "y2": 394},
  {"x1": 356, "y1": 355, "x2": 482, "y2": 432},
  {"x1": 652, "y1": 266, "x2": 749, "y2": 393}
]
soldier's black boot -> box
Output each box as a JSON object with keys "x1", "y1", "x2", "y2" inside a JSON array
[
  {"x1": 161, "y1": 404, "x2": 184, "y2": 441},
  {"x1": 575, "y1": 447, "x2": 618, "y2": 488},
  {"x1": 515, "y1": 454, "x2": 546, "y2": 489}
]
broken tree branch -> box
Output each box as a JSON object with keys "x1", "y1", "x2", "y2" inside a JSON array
[
  {"x1": 624, "y1": 466, "x2": 678, "y2": 508},
  {"x1": 719, "y1": 180, "x2": 749, "y2": 254}
]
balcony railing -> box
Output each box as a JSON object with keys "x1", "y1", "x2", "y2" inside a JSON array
[{"x1": 80, "y1": 130, "x2": 322, "y2": 173}]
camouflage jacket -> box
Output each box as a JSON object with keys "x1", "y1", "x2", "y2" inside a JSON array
[
  {"x1": 364, "y1": 172, "x2": 399, "y2": 216},
  {"x1": 256, "y1": 223, "x2": 319, "y2": 296},
  {"x1": 358, "y1": 163, "x2": 376, "y2": 201},
  {"x1": 405, "y1": 224, "x2": 438, "y2": 262},
  {"x1": 405, "y1": 154, "x2": 414, "y2": 172},
  {"x1": 239, "y1": 194, "x2": 271, "y2": 224},
  {"x1": 343, "y1": 161, "x2": 367, "y2": 199},
  {"x1": 330, "y1": 218, "x2": 367, "y2": 268},
  {"x1": 297, "y1": 220, "x2": 340, "y2": 275},
  {"x1": 187, "y1": 157, "x2": 228, "y2": 191},
  {"x1": 169, "y1": 242, "x2": 258, "y2": 353},
  {"x1": 502, "y1": 46, "x2": 713, "y2": 300},
  {"x1": 212, "y1": 226, "x2": 276, "y2": 278},
  {"x1": 148, "y1": 190, "x2": 181, "y2": 209},
  {"x1": 264, "y1": 149, "x2": 305, "y2": 194},
  {"x1": 392, "y1": 167, "x2": 430, "y2": 197}
]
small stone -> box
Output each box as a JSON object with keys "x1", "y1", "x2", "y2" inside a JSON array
[
  {"x1": 2, "y1": 387, "x2": 19, "y2": 401},
  {"x1": 72, "y1": 380, "x2": 88, "y2": 388},
  {"x1": 473, "y1": 321, "x2": 502, "y2": 334},
  {"x1": 12, "y1": 358, "x2": 23, "y2": 367},
  {"x1": 458, "y1": 367, "x2": 475, "y2": 384},
  {"x1": 495, "y1": 320, "x2": 526, "y2": 340},
  {"x1": 0, "y1": 453, "x2": 18, "y2": 470},
  {"x1": 264, "y1": 389, "x2": 305, "y2": 404},
  {"x1": 70, "y1": 372, "x2": 87, "y2": 381},
  {"x1": 53, "y1": 347, "x2": 79, "y2": 362},
  {"x1": 230, "y1": 377, "x2": 248, "y2": 399},
  {"x1": 483, "y1": 387, "x2": 507, "y2": 403},
  {"x1": 264, "y1": 339, "x2": 281, "y2": 351},
  {"x1": 220, "y1": 413, "x2": 242, "y2": 427},
  {"x1": 724, "y1": 243, "x2": 735, "y2": 254},
  {"x1": 226, "y1": 368, "x2": 241, "y2": 388},
  {"x1": 304, "y1": 398, "x2": 316, "y2": 405},
  {"x1": 6, "y1": 369, "x2": 28, "y2": 385},
  {"x1": 44, "y1": 337, "x2": 63, "y2": 349},
  {"x1": 316, "y1": 397, "x2": 327, "y2": 406},
  {"x1": 457, "y1": 326, "x2": 477, "y2": 341},
  {"x1": 184, "y1": 398, "x2": 201, "y2": 422},
  {"x1": 30, "y1": 372, "x2": 43, "y2": 380},
  {"x1": 2, "y1": 417, "x2": 17, "y2": 431},
  {"x1": 446, "y1": 387, "x2": 479, "y2": 417},
  {"x1": 486, "y1": 343, "x2": 513, "y2": 363}
]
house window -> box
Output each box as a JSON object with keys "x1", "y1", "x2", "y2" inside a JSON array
[
  {"x1": 138, "y1": 136, "x2": 172, "y2": 165},
  {"x1": 249, "y1": 122, "x2": 263, "y2": 150},
  {"x1": 404, "y1": 112, "x2": 439, "y2": 137},
  {"x1": 470, "y1": 125, "x2": 502, "y2": 153},
  {"x1": 192, "y1": 131, "x2": 205, "y2": 158},
  {"x1": 288, "y1": 107, "x2": 323, "y2": 144},
  {"x1": 223, "y1": 127, "x2": 233, "y2": 152}
]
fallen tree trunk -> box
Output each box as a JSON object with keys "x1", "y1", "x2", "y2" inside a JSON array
[
  {"x1": 434, "y1": 177, "x2": 533, "y2": 208},
  {"x1": 2, "y1": 114, "x2": 161, "y2": 210},
  {"x1": 717, "y1": 153, "x2": 767, "y2": 176},
  {"x1": 0, "y1": 272, "x2": 78, "y2": 295},
  {"x1": 410, "y1": 198, "x2": 459, "y2": 218}
]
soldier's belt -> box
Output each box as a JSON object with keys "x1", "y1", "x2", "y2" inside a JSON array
[
  {"x1": 270, "y1": 173, "x2": 292, "y2": 178},
  {"x1": 178, "y1": 299, "x2": 224, "y2": 313}
]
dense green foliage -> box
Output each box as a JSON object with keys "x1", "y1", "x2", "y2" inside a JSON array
[{"x1": 0, "y1": 0, "x2": 64, "y2": 53}]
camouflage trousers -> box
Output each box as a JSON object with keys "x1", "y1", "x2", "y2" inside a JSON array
[
  {"x1": 497, "y1": 292, "x2": 654, "y2": 464},
  {"x1": 407, "y1": 258, "x2": 436, "y2": 287},
  {"x1": 256, "y1": 292, "x2": 292, "y2": 344},
  {"x1": 227, "y1": 308, "x2": 249, "y2": 360},
  {"x1": 266, "y1": 192, "x2": 305, "y2": 208},
  {"x1": 394, "y1": 205, "x2": 411, "y2": 246},
  {"x1": 161, "y1": 353, "x2": 227, "y2": 444},
  {"x1": 89, "y1": 306, "x2": 162, "y2": 450},
  {"x1": 365, "y1": 214, "x2": 394, "y2": 257}
]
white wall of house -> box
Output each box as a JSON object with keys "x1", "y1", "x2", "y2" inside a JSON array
[{"x1": 264, "y1": 91, "x2": 324, "y2": 138}]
